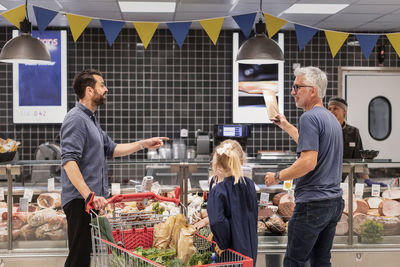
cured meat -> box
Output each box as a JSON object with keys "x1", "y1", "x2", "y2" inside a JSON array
[
  {"x1": 265, "y1": 216, "x2": 286, "y2": 234},
  {"x1": 367, "y1": 209, "x2": 380, "y2": 216},
  {"x1": 354, "y1": 199, "x2": 369, "y2": 214},
  {"x1": 28, "y1": 208, "x2": 56, "y2": 227},
  {"x1": 365, "y1": 197, "x2": 382, "y2": 209},
  {"x1": 272, "y1": 192, "x2": 287, "y2": 206},
  {"x1": 48, "y1": 215, "x2": 65, "y2": 231},
  {"x1": 277, "y1": 202, "x2": 295, "y2": 221},
  {"x1": 35, "y1": 223, "x2": 51, "y2": 239},
  {"x1": 382, "y1": 189, "x2": 400, "y2": 200},
  {"x1": 20, "y1": 224, "x2": 36, "y2": 240},
  {"x1": 378, "y1": 199, "x2": 400, "y2": 216},
  {"x1": 258, "y1": 207, "x2": 274, "y2": 220},
  {"x1": 0, "y1": 227, "x2": 7, "y2": 242},
  {"x1": 0, "y1": 202, "x2": 7, "y2": 209},
  {"x1": 279, "y1": 194, "x2": 295, "y2": 204},
  {"x1": 343, "y1": 196, "x2": 357, "y2": 215},
  {"x1": 372, "y1": 216, "x2": 400, "y2": 236},
  {"x1": 37, "y1": 193, "x2": 61, "y2": 209},
  {"x1": 12, "y1": 229, "x2": 21, "y2": 240},
  {"x1": 335, "y1": 213, "x2": 348, "y2": 235},
  {"x1": 47, "y1": 229, "x2": 66, "y2": 240},
  {"x1": 257, "y1": 220, "x2": 269, "y2": 232},
  {"x1": 353, "y1": 213, "x2": 369, "y2": 235}
]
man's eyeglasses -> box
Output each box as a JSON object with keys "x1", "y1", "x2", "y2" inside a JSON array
[{"x1": 292, "y1": 84, "x2": 313, "y2": 93}]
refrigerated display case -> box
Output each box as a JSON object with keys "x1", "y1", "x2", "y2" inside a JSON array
[{"x1": 0, "y1": 158, "x2": 400, "y2": 267}]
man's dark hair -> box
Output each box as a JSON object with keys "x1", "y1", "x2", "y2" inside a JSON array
[{"x1": 72, "y1": 69, "x2": 103, "y2": 99}]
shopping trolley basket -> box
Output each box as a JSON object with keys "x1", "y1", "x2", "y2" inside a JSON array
[{"x1": 89, "y1": 192, "x2": 253, "y2": 266}]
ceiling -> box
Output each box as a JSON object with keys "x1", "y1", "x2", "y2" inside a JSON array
[{"x1": 1, "y1": 0, "x2": 400, "y2": 32}]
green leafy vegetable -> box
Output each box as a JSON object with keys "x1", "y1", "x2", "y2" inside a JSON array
[
  {"x1": 188, "y1": 251, "x2": 212, "y2": 266},
  {"x1": 361, "y1": 220, "x2": 384, "y2": 244}
]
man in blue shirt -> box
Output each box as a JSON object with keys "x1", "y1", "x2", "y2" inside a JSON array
[
  {"x1": 61, "y1": 69, "x2": 168, "y2": 267},
  {"x1": 265, "y1": 67, "x2": 344, "y2": 267}
]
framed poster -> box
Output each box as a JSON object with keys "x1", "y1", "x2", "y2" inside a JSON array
[
  {"x1": 232, "y1": 32, "x2": 284, "y2": 124},
  {"x1": 13, "y1": 30, "x2": 67, "y2": 123}
]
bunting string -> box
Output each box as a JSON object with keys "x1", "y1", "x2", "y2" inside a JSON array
[{"x1": 2, "y1": 4, "x2": 400, "y2": 59}]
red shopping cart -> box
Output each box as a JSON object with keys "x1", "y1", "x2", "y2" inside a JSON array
[{"x1": 89, "y1": 192, "x2": 253, "y2": 267}]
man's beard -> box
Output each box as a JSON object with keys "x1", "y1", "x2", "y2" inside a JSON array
[{"x1": 93, "y1": 91, "x2": 106, "y2": 106}]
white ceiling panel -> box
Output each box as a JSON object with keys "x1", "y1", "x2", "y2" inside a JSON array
[
  {"x1": 373, "y1": 14, "x2": 400, "y2": 23},
  {"x1": 340, "y1": 4, "x2": 400, "y2": 14},
  {"x1": 324, "y1": 13, "x2": 381, "y2": 23}
]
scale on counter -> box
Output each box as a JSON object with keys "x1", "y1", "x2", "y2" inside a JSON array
[
  {"x1": 214, "y1": 124, "x2": 250, "y2": 148},
  {"x1": 31, "y1": 142, "x2": 61, "y2": 183}
]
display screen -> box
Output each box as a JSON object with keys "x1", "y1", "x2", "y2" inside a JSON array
[
  {"x1": 216, "y1": 125, "x2": 248, "y2": 138},
  {"x1": 223, "y1": 126, "x2": 242, "y2": 137}
]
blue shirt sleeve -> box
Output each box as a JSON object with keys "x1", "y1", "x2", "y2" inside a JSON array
[
  {"x1": 60, "y1": 116, "x2": 86, "y2": 166},
  {"x1": 207, "y1": 186, "x2": 231, "y2": 250},
  {"x1": 101, "y1": 129, "x2": 116, "y2": 158},
  {"x1": 297, "y1": 113, "x2": 320, "y2": 153}
]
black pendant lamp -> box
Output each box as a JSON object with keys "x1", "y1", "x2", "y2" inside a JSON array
[
  {"x1": 0, "y1": 1, "x2": 51, "y2": 65},
  {"x1": 236, "y1": 0, "x2": 284, "y2": 64}
]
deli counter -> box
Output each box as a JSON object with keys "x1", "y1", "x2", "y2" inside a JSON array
[{"x1": 1, "y1": 159, "x2": 400, "y2": 266}]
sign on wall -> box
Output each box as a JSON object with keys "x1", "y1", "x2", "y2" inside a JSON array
[
  {"x1": 232, "y1": 32, "x2": 284, "y2": 124},
  {"x1": 13, "y1": 30, "x2": 67, "y2": 124}
]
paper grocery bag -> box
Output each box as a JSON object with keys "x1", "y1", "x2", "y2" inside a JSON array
[{"x1": 262, "y1": 89, "x2": 280, "y2": 121}]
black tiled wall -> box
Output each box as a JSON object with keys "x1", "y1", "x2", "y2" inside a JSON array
[{"x1": 0, "y1": 27, "x2": 398, "y2": 160}]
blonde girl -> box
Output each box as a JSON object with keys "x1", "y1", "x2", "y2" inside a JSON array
[{"x1": 207, "y1": 139, "x2": 258, "y2": 266}]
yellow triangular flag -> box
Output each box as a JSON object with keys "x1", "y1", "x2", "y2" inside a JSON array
[
  {"x1": 324, "y1": 30, "x2": 349, "y2": 58},
  {"x1": 199, "y1": 18, "x2": 224, "y2": 45},
  {"x1": 263, "y1": 13, "x2": 287, "y2": 39},
  {"x1": 387, "y1": 33, "x2": 400, "y2": 57},
  {"x1": 133, "y1": 22, "x2": 159, "y2": 49},
  {"x1": 1, "y1": 4, "x2": 26, "y2": 29},
  {"x1": 66, "y1": 14, "x2": 92, "y2": 42}
]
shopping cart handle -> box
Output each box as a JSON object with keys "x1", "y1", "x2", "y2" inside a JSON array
[
  {"x1": 107, "y1": 192, "x2": 180, "y2": 206},
  {"x1": 85, "y1": 192, "x2": 95, "y2": 214}
]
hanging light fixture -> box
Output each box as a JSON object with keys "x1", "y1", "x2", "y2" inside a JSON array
[
  {"x1": 236, "y1": 0, "x2": 284, "y2": 64},
  {"x1": 0, "y1": 0, "x2": 51, "y2": 65}
]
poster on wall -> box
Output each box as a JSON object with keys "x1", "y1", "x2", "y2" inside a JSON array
[
  {"x1": 232, "y1": 32, "x2": 284, "y2": 124},
  {"x1": 13, "y1": 30, "x2": 67, "y2": 124}
]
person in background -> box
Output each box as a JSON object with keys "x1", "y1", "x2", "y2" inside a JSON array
[
  {"x1": 207, "y1": 139, "x2": 258, "y2": 266},
  {"x1": 265, "y1": 67, "x2": 344, "y2": 267},
  {"x1": 60, "y1": 69, "x2": 168, "y2": 267},
  {"x1": 328, "y1": 97, "x2": 385, "y2": 187}
]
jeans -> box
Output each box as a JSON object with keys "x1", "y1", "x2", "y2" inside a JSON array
[{"x1": 283, "y1": 197, "x2": 344, "y2": 267}]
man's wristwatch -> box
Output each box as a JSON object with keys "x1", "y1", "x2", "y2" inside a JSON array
[
  {"x1": 274, "y1": 171, "x2": 281, "y2": 182},
  {"x1": 138, "y1": 140, "x2": 144, "y2": 150}
]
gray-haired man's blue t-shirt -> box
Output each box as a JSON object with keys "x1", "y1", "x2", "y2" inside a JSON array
[
  {"x1": 294, "y1": 106, "x2": 343, "y2": 203},
  {"x1": 60, "y1": 102, "x2": 116, "y2": 207}
]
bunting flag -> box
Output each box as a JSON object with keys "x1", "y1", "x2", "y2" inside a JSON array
[
  {"x1": 167, "y1": 21, "x2": 192, "y2": 48},
  {"x1": 232, "y1": 13, "x2": 257, "y2": 39},
  {"x1": 263, "y1": 13, "x2": 287, "y2": 39},
  {"x1": 199, "y1": 17, "x2": 225, "y2": 45},
  {"x1": 356, "y1": 34, "x2": 380, "y2": 59},
  {"x1": 133, "y1": 22, "x2": 159, "y2": 49},
  {"x1": 386, "y1": 33, "x2": 400, "y2": 57},
  {"x1": 33, "y1": 6, "x2": 58, "y2": 32},
  {"x1": 100, "y1": 19, "x2": 125, "y2": 47},
  {"x1": 1, "y1": 4, "x2": 26, "y2": 29},
  {"x1": 324, "y1": 30, "x2": 349, "y2": 58},
  {"x1": 294, "y1": 24, "x2": 318, "y2": 51},
  {"x1": 66, "y1": 14, "x2": 92, "y2": 42}
]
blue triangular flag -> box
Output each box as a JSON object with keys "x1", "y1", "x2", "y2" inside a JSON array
[
  {"x1": 355, "y1": 34, "x2": 380, "y2": 59},
  {"x1": 167, "y1": 22, "x2": 192, "y2": 48},
  {"x1": 100, "y1": 19, "x2": 125, "y2": 47},
  {"x1": 33, "y1": 6, "x2": 58, "y2": 32},
  {"x1": 232, "y1": 13, "x2": 257, "y2": 39},
  {"x1": 294, "y1": 24, "x2": 318, "y2": 51}
]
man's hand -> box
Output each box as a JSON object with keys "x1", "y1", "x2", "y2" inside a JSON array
[
  {"x1": 92, "y1": 196, "x2": 108, "y2": 210},
  {"x1": 273, "y1": 114, "x2": 289, "y2": 130},
  {"x1": 142, "y1": 137, "x2": 169, "y2": 149},
  {"x1": 265, "y1": 172, "x2": 278, "y2": 187}
]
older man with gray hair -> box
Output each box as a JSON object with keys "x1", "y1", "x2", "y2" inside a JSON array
[{"x1": 265, "y1": 67, "x2": 344, "y2": 267}]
